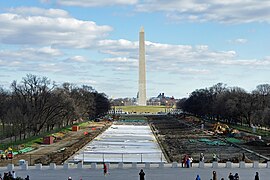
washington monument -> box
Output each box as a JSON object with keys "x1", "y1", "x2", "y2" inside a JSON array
[{"x1": 138, "y1": 27, "x2": 147, "y2": 106}]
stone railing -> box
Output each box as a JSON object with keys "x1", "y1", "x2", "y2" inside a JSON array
[{"x1": 2, "y1": 161, "x2": 270, "y2": 171}]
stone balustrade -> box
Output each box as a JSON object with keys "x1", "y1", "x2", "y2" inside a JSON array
[{"x1": 2, "y1": 161, "x2": 270, "y2": 171}]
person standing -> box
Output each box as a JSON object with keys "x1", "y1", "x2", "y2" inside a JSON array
[
  {"x1": 234, "y1": 173, "x2": 239, "y2": 180},
  {"x1": 212, "y1": 171, "x2": 217, "y2": 180},
  {"x1": 25, "y1": 175, "x2": 30, "y2": 180},
  {"x1": 182, "y1": 155, "x2": 187, "y2": 167},
  {"x1": 195, "y1": 175, "x2": 201, "y2": 180},
  {"x1": 103, "y1": 163, "x2": 108, "y2": 176},
  {"x1": 242, "y1": 153, "x2": 246, "y2": 161},
  {"x1": 228, "y1": 172, "x2": 234, "y2": 180},
  {"x1": 139, "y1": 169, "x2": 145, "y2": 180},
  {"x1": 212, "y1": 153, "x2": 217, "y2": 161},
  {"x1": 254, "y1": 172, "x2": 259, "y2": 180},
  {"x1": 200, "y1": 153, "x2": 204, "y2": 162},
  {"x1": 186, "y1": 157, "x2": 190, "y2": 168},
  {"x1": 8, "y1": 172, "x2": 12, "y2": 179},
  {"x1": 11, "y1": 171, "x2": 16, "y2": 180},
  {"x1": 189, "y1": 156, "x2": 193, "y2": 167}
]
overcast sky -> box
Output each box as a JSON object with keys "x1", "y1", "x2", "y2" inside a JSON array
[{"x1": 0, "y1": 0, "x2": 270, "y2": 98}]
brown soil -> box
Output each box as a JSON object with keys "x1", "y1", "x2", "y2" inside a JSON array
[
  {"x1": 148, "y1": 115, "x2": 270, "y2": 163},
  {"x1": 0, "y1": 121, "x2": 112, "y2": 166},
  {"x1": 1, "y1": 115, "x2": 269, "y2": 167}
]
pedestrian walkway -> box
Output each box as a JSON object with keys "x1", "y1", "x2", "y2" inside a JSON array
[{"x1": 0, "y1": 164, "x2": 269, "y2": 180}]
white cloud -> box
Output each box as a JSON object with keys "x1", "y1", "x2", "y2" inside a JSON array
[
  {"x1": 66, "y1": 56, "x2": 88, "y2": 63},
  {"x1": 57, "y1": 0, "x2": 138, "y2": 7},
  {"x1": 104, "y1": 57, "x2": 136, "y2": 63},
  {"x1": 136, "y1": 0, "x2": 270, "y2": 23},
  {"x1": 99, "y1": 38, "x2": 270, "y2": 73},
  {"x1": 137, "y1": 0, "x2": 209, "y2": 13},
  {"x1": 144, "y1": 41, "x2": 237, "y2": 64},
  {"x1": 0, "y1": 47, "x2": 62, "y2": 63},
  {"x1": 98, "y1": 39, "x2": 137, "y2": 56},
  {"x1": 78, "y1": 79, "x2": 97, "y2": 85},
  {"x1": 34, "y1": 47, "x2": 63, "y2": 56},
  {"x1": 8, "y1": 7, "x2": 70, "y2": 18},
  {"x1": 0, "y1": 47, "x2": 91, "y2": 74},
  {"x1": 174, "y1": 68, "x2": 210, "y2": 75},
  {"x1": 0, "y1": 7, "x2": 112, "y2": 48},
  {"x1": 41, "y1": 1, "x2": 270, "y2": 24},
  {"x1": 113, "y1": 67, "x2": 131, "y2": 71},
  {"x1": 39, "y1": 63, "x2": 65, "y2": 72},
  {"x1": 103, "y1": 57, "x2": 138, "y2": 71},
  {"x1": 219, "y1": 58, "x2": 270, "y2": 66},
  {"x1": 228, "y1": 38, "x2": 248, "y2": 44},
  {"x1": 38, "y1": 1, "x2": 270, "y2": 24}
]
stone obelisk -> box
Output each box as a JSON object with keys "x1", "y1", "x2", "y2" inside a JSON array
[{"x1": 138, "y1": 27, "x2": 146, "y2": 106}]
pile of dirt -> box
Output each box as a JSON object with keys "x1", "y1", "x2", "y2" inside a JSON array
[
  {"x1": 148, "y1": 115, "x2": 267, "y2": 163},
  {"x1": 0, "y1": 121, "x2": 112, "y2": 166},
  {"x1": 34, "y1": 123, "x2": 111, "y2": 165}
]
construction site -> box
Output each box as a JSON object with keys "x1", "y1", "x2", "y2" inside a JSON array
[
  {"x1": 0, "y1": 121, "x2": 112, "y2": 166},
  {"x1": 0, "y1": 114, "x2": 270, "y2": 167},
  {"x1": 149, "y1": 115, "x2": 270, "y2": 163}
]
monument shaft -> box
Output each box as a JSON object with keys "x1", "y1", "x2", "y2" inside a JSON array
[{"x1": 138, "y1": 27, "x2": 146, "y2": 106}]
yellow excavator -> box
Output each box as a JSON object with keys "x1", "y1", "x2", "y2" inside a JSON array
[
  {"x1": 0, "y1": 147, "x2": 13, "y2": 160},
  {"x1": 212, "y1": 122, "x2": 230, "y2": 135}
]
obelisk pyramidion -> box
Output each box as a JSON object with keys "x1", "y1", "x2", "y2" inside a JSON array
[{"x1": 138, "y1": 27, "x2": 147, "y2": 106}]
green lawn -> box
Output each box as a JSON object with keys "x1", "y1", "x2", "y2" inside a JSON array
[
  {"x1": 113, "y1": 105, "x2": 169, "y2": 113},
  {"x1": 230, "y1": 124, "x2": 270, "y2": 137},
  {"x1": 0, "y1": 124, "x2": 73, "y2": 150}
]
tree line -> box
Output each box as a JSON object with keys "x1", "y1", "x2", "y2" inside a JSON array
[
  {"x1": 177, "y1": 83, "x2": 270, "y2": 128},
  {"x1": 0, "y1": 74, "x2": 111, "y2": 142}
]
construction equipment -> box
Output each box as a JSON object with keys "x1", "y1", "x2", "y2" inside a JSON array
[
  {"x1": 0, "y1": 147, "x2": 14, "y2": 159},
  {"x1": 212, "y1": 122, "x2": 230, "y2": 135}
]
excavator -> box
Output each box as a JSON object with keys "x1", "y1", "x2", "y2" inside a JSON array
[
  {"x1": 0, "y1": 147, "x2": 13, "y2": 160},
  {"x1": 212, "y1": 122, "x2": 231, "y2": 135}
]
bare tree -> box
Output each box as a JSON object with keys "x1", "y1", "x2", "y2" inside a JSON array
[
  {"x1": 10, "y1": 74, "x2": 55, "y2": 136},
  {"x1": 0, "y1": 87, "x2": 9, "y2": 138},
  {"x1": 0, "y1": 74, "x2": 113, "y2": 141}
]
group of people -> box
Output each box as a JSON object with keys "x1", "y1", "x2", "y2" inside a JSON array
[
  {"x1": 228, "y1": 172, "x2": 240, "y2": 180},
  {"x1": 195, "y1": 171, "x2": 260, "y2": 180},
  {"x1": 0, "y1": 171, "x2": 29, "y2": 180},
  {"x1": 66, "y1": 168, "x2": 260, "y2": 180},
  {"x1": 103, "y1": 163, "x2": 145, "y2": 180},
  {"x1": 0, "y1": 171, "x2": 16, "y2": 180},
  {"x1": 201, "y1": 152, "x2": 218, "y2": 162},
  {"x1": 181, "y1": 154, "x2": 193, "y2": 168}
]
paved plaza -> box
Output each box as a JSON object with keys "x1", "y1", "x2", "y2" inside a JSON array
[{"x1": 1, "y1": 163, "x2": 269, "y2": 180}]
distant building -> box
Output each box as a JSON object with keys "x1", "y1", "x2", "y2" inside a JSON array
[
  {"x1": 111, "y1": 98, "x2": 137, "y2": 106},
  {"x1": 110, "y1": 93, "x2": 178, "y2": 108},
  {"x1": 108, "y1": 108, "x2": 127, "y2": 115},
  {"x1": 148, "y1": 93, "x2": 177, "y2": 107}
]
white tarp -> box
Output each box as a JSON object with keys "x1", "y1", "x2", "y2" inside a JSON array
[{"x1": 72, "y1": 124, "x2": 166, "y2": 162}]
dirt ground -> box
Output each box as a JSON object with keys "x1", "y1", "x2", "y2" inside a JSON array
[
  {"x1": 148, "y1": 115, "x2": 270, "y2": 163},
  {"x1": 1, "y1": 115, "x2": 270, "y2": 167},
  {"x1": 0, "y1": 121, "x2": 112, "y2": 166}
]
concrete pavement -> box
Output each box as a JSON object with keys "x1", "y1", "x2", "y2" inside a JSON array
[{"x1": 1, "y1": 163, "x2": 269, "y2": 180}]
